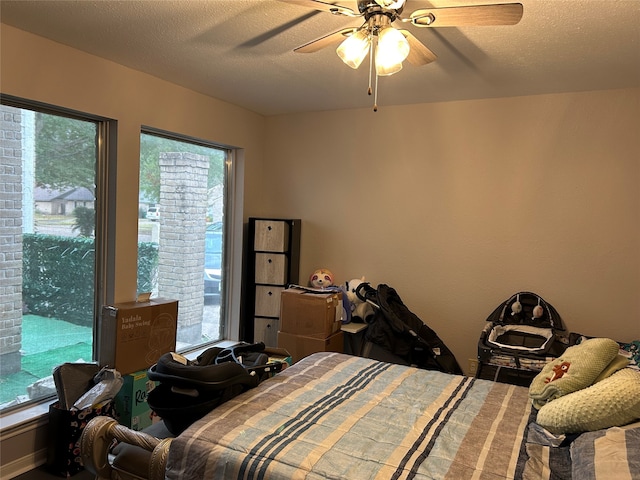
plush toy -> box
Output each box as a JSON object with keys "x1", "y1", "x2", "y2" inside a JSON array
[
  {"x1": 344, "y1": 277, "x2": 375, "y2": 323},
  {"x1": 309, "y1": 268, "x2": 334, "y2": 289},
  {"x1": 511, "y1": 294, "x2": 522, "y2": 316},
  {"x1": 532, "y1": 305, "x2": 544, "y2": 319}
]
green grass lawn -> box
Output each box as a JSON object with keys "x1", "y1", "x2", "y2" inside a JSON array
[{"x1": 0, "y1": 315, "x2": 92, "y2": 406}]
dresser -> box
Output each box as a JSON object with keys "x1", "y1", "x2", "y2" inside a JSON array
[{"x1": 243, "y1": 218, "x2": 301, "y2": 346}]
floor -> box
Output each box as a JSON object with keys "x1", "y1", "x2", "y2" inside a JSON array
[{"x1": 14, "y1": 466, "x2": 94, "y2": 479}]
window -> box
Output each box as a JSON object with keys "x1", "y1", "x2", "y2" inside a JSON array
[
  {"x1": 137, "y1": 130, "x2": 230, "y2": 352},
  {"x1": 0, "y1": 98, "x2": 110, "y2": 414}
]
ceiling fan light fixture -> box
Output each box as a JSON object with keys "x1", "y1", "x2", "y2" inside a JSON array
[
  {"x1": 374, "y1": 26, "x2": 409, "y2": 76},
  {"x1": 289, "y1": 0, "x2": 525, "y2": 110},
  {"x1": 336, "y1": 29, "x2": 371, "y2": 69},
  {"x1": 375, "y1": 58, "x2": 403, "y2": 76}
]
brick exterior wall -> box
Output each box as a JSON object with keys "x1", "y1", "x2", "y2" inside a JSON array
[
  {"x1": 0, "y1": 106, "x2": 24, "y2": 375},
  {"x1": 158, "y1": 152, "x2": 210, "y2": 344}
]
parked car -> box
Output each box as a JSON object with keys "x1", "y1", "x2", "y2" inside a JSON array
[
  {"x1": 204, "y1": 222, "x2": 223, "y2": 302},
  {"x1": 146, "y1": 206, "x2": 160, "y2": 221}
]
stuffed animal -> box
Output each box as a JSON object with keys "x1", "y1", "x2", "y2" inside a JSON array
[
  {"x1": 309, "y1": 268, "x2": 334, "y2": 289},
  {"x1": 344, "y1": 277, "x2": 374, "y2": 322}
]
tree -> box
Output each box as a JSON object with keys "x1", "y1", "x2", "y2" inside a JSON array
[
  {"x1": 32, "y1": 113, "x2": 226, "y2": 203},
  {"x1": 35, "y1": 113, "x2": 97, "y2": 190},
  {"x1": 139, "y1": 133, "x2": 226, "y2": 203}
]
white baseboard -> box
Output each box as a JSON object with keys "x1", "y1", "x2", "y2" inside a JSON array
[{"x1": 0, "y1": 448, "x2": 47, "y2": 480}]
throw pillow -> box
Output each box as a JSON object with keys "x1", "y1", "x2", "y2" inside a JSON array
[{"x1": 536, "y1": 368, "x2": 640, "y2": 434}]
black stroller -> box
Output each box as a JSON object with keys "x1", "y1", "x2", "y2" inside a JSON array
[{"x1": 357, "y1": 283, "x2": 463, "y2": 375}]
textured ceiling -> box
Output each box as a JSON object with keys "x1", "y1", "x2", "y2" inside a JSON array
[{"x1": 2, "y1": 0, "x2": 639, "y2": 116}]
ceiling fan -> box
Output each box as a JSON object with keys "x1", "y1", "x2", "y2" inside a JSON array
[{"x1": 281, "y1": 0, "x2": 523, "y2": 110}]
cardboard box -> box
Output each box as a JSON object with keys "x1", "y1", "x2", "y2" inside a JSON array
[
  {"x1": 277, "y1": 331, "x2": 344, "y2": 364},
  {"x1": 113, "y1": 369, "x2": 160, "y2": 431},
  {"x1": 99, "y1": 298, "x2": 178, "y2": 375},
  {"x1": 280, "y1": 288, "x2": 343, "y2": 338}
]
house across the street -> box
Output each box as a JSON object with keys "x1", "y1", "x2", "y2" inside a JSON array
[{"x1": 34, "y1": 186, "x2": 94, "y2": 215}]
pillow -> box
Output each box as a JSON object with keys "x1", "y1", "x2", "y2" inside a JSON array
[
  {"x1": 536, "y1": 368, "x2": 640, "y2": 434},
  {"x1": 529, "y1": 337, "x2": 620, "y2": 409},
  {"x1": 593, "y1": 354, "x2": 629, "y2": 384}
]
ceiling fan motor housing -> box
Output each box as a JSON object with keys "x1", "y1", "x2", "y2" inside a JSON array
[
  {"x1": 365, "y1": 14, "x2": 395, "y2": 36},
  {"x1": 358, "y1": 0, "x2": 404, "y2": 18}
]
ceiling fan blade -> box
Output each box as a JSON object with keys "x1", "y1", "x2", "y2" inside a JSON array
[
  {"x1": 400, "y1": 30, "x2": 437, "y2": 65},
  {"x1": 280, "y1": 0, "x2": 360, "y2": 17},
  {"x1": 410, "y1": 3, "x2": 523, "y2": 27},
  {"x1": 294, "y1": 27, "x2": 359, "y2": 53}
]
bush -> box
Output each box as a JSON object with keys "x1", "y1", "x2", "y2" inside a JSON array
[
  {"x1": 23, "y1": 234, "x2": 158, "y2": 326},
  {"x1": 72, "y1": 206, "x2": 95, "y2": 237},
  {"x1": 137, "y1": 242, "x2": 159, "y2": 294}
]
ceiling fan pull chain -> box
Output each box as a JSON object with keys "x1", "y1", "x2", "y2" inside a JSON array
[
  {"x1": 367, "y1": 37, "x2": 374, "y2": 97},
  {"x1": 370, "y1": 36, "x2": 378, "y2": 111},
  {"x1": 373, "y1": 73, "x2": 379, "y2": 112}
]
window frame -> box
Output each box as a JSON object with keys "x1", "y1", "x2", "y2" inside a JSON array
[
  {"x1": 139, "y1": 126, "x2": 235, "y2": 353},
  {"x1": 0, "y1": 94, "x2": 116, "y2": 418},
  {"x1": 0, "y1": 98, "x2": 241, "y2": 431}
]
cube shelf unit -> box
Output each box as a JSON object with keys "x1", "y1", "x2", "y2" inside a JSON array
[{"x1": 243, "y1": 217, "x2": 301, "y2": 346}]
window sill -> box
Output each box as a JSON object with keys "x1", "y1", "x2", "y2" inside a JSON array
[{"x1": 0, "y1": 399, "x2": 53, "y2": 439}]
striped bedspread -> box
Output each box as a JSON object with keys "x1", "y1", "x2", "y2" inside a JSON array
[
  {"x1": 523, "y1": 421, "x2": 640, "y2": 480},
  {"x1": 166, "y1": 352, "x2": 535, "y2": 480}
]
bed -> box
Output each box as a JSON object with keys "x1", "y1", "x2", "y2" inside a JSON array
[{"x1": 80, "y1": 352, "x2": 640, "y2": 480}]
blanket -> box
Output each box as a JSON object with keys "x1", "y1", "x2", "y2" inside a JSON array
[
  {"x1": 166, "y1": 352, "x2": 535, "y2": 480},
  {"x1": 522, "y1": 421, "x2": 640, "y2": 480}
]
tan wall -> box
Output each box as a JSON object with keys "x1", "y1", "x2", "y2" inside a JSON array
[
  {"x1": 258, "y1": 89, "x2": 640, "y2": 371},
  {"x1": 7, "y1": 25, "x2": 637, "y2": 376}
]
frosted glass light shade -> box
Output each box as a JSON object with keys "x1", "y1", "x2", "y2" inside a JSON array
[
  {"x1": 375, "y1": 59, "x2": 402, "y2": 76},
  {"x1": 336, "y1": 30, "x2": 371, "y2": 69},
  {"x1": 375, "y1": 27, "x2": 410, "y2": 76}
]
